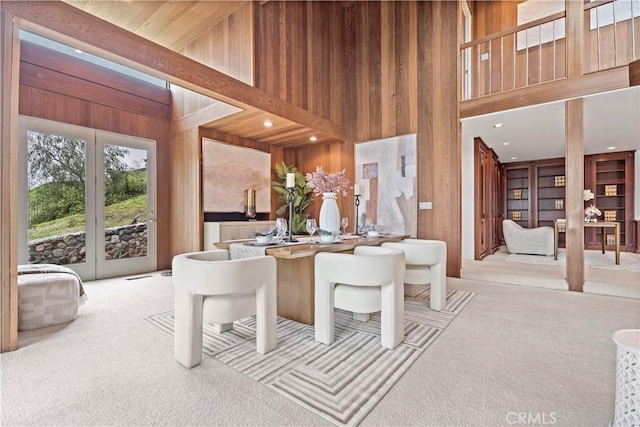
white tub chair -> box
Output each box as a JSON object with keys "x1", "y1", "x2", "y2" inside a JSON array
[
  {"x1": 382, "y1": 239, "x2": 447, "y2": 311},
  {"x1": 172, "y1": 250, "x2": 277, "y2": 368},
  {"x1": 502, "y1": 219, "x2": 554, "y2": 256},
  {"x1": 314, "y1": 246, "x2": 405, "y2": 350}
]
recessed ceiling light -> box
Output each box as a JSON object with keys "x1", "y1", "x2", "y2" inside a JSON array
[
  {"x1": 309, "y1": 136, "x2": 318, "y2": 142},
  {"x1": 493, "y1": 123, "x2": 503, "y2": 128},
  {"x1": 503, "y1": 142, "x2": 510, "y2": 146},
  {"x1": 263, "y1": 120, "x2": 274, "y2": 128},
  {"x1": 607, "y1": 146, "x2": 617, "y2": 150},
  {"x1": 511, "y1": 157, "x2": 518, "y2": 160},
  {"x1": 74, "y1": 49, "x2": 83, "y2": 54}
]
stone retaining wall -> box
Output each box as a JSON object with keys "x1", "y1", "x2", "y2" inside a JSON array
[{"x1": 29, "y1": 223, "x2": 147, "y2": 265}]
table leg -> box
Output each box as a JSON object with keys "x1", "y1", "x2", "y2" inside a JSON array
[
  {"x1": 615, "y1": 223, "x2": 620, "y2": 265},
  {"x1": 554, "y1": 222, "x2": 559, "y2": 260},
  {"x1": 601, "y1": 226, "x2": 606, "y2": 254}
]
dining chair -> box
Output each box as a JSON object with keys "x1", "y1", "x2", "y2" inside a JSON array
[
  {"x1": 382, "y1": 239, "x2": 447, "y2": 311},
  {"x1": 172, "y1": 249, "x2": 277, "y2": 368},
  {"x1": 314, "y1": 245, "x2": 405, "y2": 349}
]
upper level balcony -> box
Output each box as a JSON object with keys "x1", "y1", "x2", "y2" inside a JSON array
[{"x1": 460, "y1": 0, "x2": 639, "y2": 102}]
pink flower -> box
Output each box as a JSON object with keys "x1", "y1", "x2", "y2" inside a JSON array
[{"x1": 305, "y1": 166, "x2": 351, "y2": 196}]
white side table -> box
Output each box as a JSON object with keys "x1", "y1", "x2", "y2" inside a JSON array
[{"x1": 612, "y1": 329, "x2": 640, "y2": 427}]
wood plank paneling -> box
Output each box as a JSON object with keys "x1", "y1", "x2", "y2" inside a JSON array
[
  {"x1": 260, "y1": 1, "x2": 461, "y2": 275},
  {"x1": 170, "y1": 128, "x2": 201, "y2": 256},
  {"x1": 174, "y1": 2, "x2": 253, "y2": 119},
  {"x1": 18, "y1": 48, "x2": 173, "y2": 269},
  {"x1": 1, "y1": 11, "x2": 20, "y2": 353}
]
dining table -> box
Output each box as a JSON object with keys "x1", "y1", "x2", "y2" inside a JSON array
[{"x1": 214, "y1": 234, "x2": 409, "y2": 325}]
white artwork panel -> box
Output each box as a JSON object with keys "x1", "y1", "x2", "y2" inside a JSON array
[
  {"x1": 202, "y1": 138, "x2": 271, "y2": 213},
  {"x1": 355, "y1": 134, "x2": 417, "y2": 236}
]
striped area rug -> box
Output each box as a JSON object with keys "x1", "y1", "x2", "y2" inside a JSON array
[{"x1": 146, "y1": 288, "x2": 474, "y2": 426}]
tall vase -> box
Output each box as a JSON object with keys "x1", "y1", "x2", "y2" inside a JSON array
[{"x1": 319, "y1": 192, "x2": 340, "y2": 233}]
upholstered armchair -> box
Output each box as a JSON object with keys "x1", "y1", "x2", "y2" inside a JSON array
[
  {"x1": 382, "y1": 239, "x2": 447, "y2": 311},
  {"x1": 172, "y1": 249, "x2": 277, "y2": 368},
  {"x1": 314, "y1": 245, "x2": 405, "y2": 350},
  {"x1": 502, "y1": 219, "x2": 554, "y2": 256}
]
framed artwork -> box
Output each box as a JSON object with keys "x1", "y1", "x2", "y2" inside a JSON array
[
  {"x1": 355, "y1": 134, "x2": 417, "y2": 236},
  {"x1": 201, "y1": 138, "x2": 271, "y2": 213}
]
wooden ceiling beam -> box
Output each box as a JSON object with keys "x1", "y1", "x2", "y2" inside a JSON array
[{"x1": 1, "y1": 1, "x2": 346, "y2": 142}]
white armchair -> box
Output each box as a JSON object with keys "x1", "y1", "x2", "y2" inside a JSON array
[
  {"x1": 172, "y1": 250, "x2": 277, "y2": 368},
  {"x1": 382, "y1": 239, "x2": 447, "y2": 311},
  {"x1": 502, "y1": 219, "x2": 554, "y2": 256},
  {"x1": 314, "y1": 246, "x2": 405, "y2": 350}
]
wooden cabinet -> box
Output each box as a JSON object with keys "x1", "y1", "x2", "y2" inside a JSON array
[
  {"x1": 474, "y1": 138, "x2": 502, "y2": 259},
  {"x1": 498, "y1": 151, "x2": 634, "y2": 252},
  {"x1": 503, "y1": 158, "x2": 565, "y2": 229},
  {"x1": 505, "y1": 165, "x2": 531, "y2": 228},
  {"x1": 584, "y1": 151, "x2": 635, "y2": 252}
]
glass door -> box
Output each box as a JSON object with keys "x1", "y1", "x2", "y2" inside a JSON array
[
  {"x1": 95, "y1": 131, "x2": 156, "y2": 279},
  {"x1": 19, "y1": 117, "x2": 156, "y2": 281}
]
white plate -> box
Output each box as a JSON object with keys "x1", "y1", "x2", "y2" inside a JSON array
[
  {"x1": 318, "y1": 239, "x2": 342, "y2": 245},
  {"x1": 247, "y1": 242, "x2": 277, "y2": 247}
]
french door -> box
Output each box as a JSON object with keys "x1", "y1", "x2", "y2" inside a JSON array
[{"x1": 18, "y1": 116, "x2": 156, "y2": 281}]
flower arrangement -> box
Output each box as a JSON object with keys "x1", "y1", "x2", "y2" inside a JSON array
[
  {"x1": 583, "y1": 189, "x2": 595, "y2": 202},
  {"x1": 305, "y1": 166, "x2": 351, "y2": 196}
]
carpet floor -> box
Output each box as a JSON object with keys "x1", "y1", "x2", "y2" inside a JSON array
[{"x1": 146, "y1": 289, "x2": 474, "y2": 426}]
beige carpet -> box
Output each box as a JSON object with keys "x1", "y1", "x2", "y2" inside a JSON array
[{"x1": 2, "y1": 272, "x2": 639, "y2": 426}]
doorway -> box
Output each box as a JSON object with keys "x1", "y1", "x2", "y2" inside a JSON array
[{"x1": 18, "y1": 116, "x2": 157, "y2": 281}]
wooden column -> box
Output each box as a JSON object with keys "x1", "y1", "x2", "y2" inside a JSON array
[
  {"x1": 566, "y1": 0, "x2": 584, "y2": 79},
  {"x1": 1, "y1": 11, "x2": 20, "y2": 352},
  {"x1": 565, "y1": 98, "x2": 584, "y2": 292}
]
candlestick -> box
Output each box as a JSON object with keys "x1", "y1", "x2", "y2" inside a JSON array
[
  {"x1": 354, "y1": 194, "x2": 361, "y2": 235},
  {"x1": 286, "y1": 172, "x2": 295, "y2": 189},
  {"x1": 285, "y1": 187, "x2": 297, "y2": 242}
]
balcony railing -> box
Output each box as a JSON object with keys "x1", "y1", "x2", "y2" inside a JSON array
[{"x1": 460, "y1": 0, "x2": 639, "y2": 101}]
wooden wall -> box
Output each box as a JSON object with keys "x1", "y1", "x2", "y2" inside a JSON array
[
  {"x1": 255, "y1": 1, "x2": 461, "y2": 275},
  {"x1": 1, "y1": 11, "x2": 20, "y2": 352},
  {"x1": 169, "y1": 3, "x2": 256, "y2": 255},
  {"x1": 173, "y1": 2, "x2": 253, "y2": 120},
  {"x1": 18, "y1": 41, "x2": 173, "y2": 269}
]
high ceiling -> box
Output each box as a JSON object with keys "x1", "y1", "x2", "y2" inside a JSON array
[
  {"x1": 63, "y1": 1, "x2": 248, "y2": 51},
  {"x1": 58, "y1": 0, "x2": 339, "y2": 147}
]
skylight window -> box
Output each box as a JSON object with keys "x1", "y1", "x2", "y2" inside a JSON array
[{"x1": 20, "y1": 30, "x2": 166, "y2": 88}]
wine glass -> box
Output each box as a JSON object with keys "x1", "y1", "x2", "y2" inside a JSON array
[
  {"x1": 341, "y1": 217, "x2": 349, "y2": 235},
  {"x1": 305, "y1": 219, "x2": 318, "y2": 243},
  {"x1": 275, "y1": 218, "x2": 288, "y2": 242}
]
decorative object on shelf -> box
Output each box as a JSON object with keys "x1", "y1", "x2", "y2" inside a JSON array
[
  {"x1": 244, "y1": 189, "x2": 256, "y2": 219},
  {"x1": 606, "y1": 234, "x2": 616, "y2": 246},
  {"x1": 605, "y1": 185, "x2": 618, "y2": 196},
  {"x1": 555, "y1": 199, "x2": 564, "y2": 210},
  {"x1": 305, "y1": 167, "x2": 351, "y2": 233},
  {"x1": 605, "y1": 211, "x2": 617, "y2": 222},
  {"x1": 554, "y1": 176, "x2": 565, "y2": 187},
  {"x1": 513, "y1": 189, "x2": 522, "y2": 199},
  {"x1": 512, "y1": 211, "x2": 522, "y2": 221},
  {"x1": 584, "y1": 188, "x2": 600, "y2": 222},
  {"x1": 272, "y1": 162, "x2": 312, "y2": 234}
]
